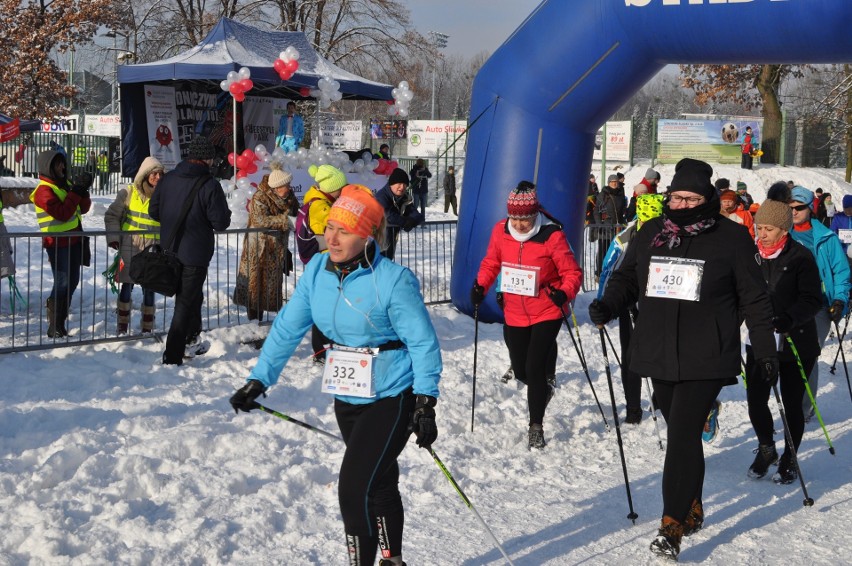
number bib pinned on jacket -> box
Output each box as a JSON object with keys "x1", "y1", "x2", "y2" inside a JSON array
[
  {"x1": 646, "y1": 257, "x2": 705, "y2": 301},
  {"x1": 499, "y1": 263, "x2": 540, "y2": 297},
  {"x1": 838, "y1": 229, "x2": 852, "y2": 245},
  {"x1": 321, "y1": 346, "x2": 376, "y2": 398}
]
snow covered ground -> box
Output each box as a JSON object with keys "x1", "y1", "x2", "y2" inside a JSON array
[{"x1": 0, "y1": 161, "x2": 851, "y2": 565}]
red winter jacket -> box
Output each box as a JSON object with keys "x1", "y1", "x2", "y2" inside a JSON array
[
  {"x1": 31, "y1": 176, "x2": 91, "y2": 248},
  {"x1": 477, "y1": 218, "x2": 583, "y2": 327}
]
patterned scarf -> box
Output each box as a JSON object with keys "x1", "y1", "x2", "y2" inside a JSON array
[{"x1": 651, "y1": 217, "x2": 717, "y2": 249}]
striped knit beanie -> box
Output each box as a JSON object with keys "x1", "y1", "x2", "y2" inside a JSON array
[{"x1": 506, "y1": 181, "x2": 539, "y2": 219}]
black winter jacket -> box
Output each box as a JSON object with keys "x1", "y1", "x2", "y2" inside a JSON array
[
  {"x1": 601, "y1": 215, "x2": 776, "y2": 383},
  {"x1": 758, "y1": 238, "x2": 822, "y2": 362},
  {"x1": 149, "y1": 160, "x2": 232, "y2": 267},
  {"x1": 594, "y1": 186, "x2": 626, "y2": 225}
]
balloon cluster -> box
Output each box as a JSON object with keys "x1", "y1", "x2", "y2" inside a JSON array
[
  {"x1": 387, "y1": 81, "x2": 413, "y2": 117},
  {"x1": 308, "y1": 76, "x2": 343, "y2": 110},
  {"x1": 227, "y1": 148, "x2": 259, "y2": 180},
  {"x1": 220, "y1": 67, "x2": 254, "y2": 102},
  {"x1": 273, "y1": 47, "x2": 300, "y2": 81}
]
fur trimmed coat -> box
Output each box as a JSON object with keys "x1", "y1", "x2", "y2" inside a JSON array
[{"x1": 232, "y1": 178, "x2": 299, "y2": 316}]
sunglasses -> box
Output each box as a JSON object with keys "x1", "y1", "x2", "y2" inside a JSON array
[{"x1": 790, "y1": 204, "x2": 810, "y2": 212}]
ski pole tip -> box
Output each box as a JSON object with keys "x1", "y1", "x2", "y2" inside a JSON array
[
  {"x1": 829, "y1": 447, "x2": 836, "y2": 455},
  {"x1": 804, "y1": 498, "x2": 814, "y2": 507},
  {"x1": 627, "y1": 512, "x2": 638, "y2": 523}
]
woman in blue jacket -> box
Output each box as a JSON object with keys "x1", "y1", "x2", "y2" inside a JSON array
[{"x1": 230, "y1": 185, "x2": 442, "y2": 566}]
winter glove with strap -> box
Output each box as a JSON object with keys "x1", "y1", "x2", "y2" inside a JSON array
[
  {"x1": 229, "y1": 379, "x2": 267, "y2": 413},
  {"x1": 588, "y1": 299, "x2": 613, "y2": 326},
  {"x1": 828, "y1": 300, "x2": 845, "y2": 324},
  {"x1": 470, "y1": 282, "x2": 485, "y2": 306},
  {"x1": 409, "y1": 395, "x2": 438, "y2": 448}
]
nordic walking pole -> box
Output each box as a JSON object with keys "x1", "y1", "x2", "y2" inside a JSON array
[
  {"x1": 597, "y1": 324, "x2": 638, "y2": 523},
  {"x1": 786, "y1": 336, "x2": 835, "y2": 455},
  {"x1": 603, "y1": 325, "x2": 622, "y2": 368},
  {"x1": 562, "y1": 312, "x2": 610, "y2": 430},
  {"x1": 832, "y1": 320, "x2": 852, "y2": 404},
  {"x1": 643, "y1": 377, "x2": 664, "y2": 451},
  {"x1": 771, "y1": 383, "x2": 814, "y2": 506},
  {"x1": 255, "y1": 403, "x2": 514, "y2": 563},
  {"x1": 570, "y1": 308, "x2": 589, "y2": 369},
  {"x1": 254, "y1": 403, "x2": 344, "y2": 442},
  {"x1": 829, "y1": 314, "x2": 849, "y2": 374},
  {"x1": 428, "y1": 448, "x2": 516, "y2": 565},
  {"x1": 471, "y1": 305, "x2": 479, "y2": 432}
]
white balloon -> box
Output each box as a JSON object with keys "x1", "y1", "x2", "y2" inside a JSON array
[
  {"x1": 398, "y1": 107, "x2": 409, "y2": 118},
  {"x1": 262, "y1": 154, "x2": 273, "y2": 165},
  {"x1": 286, "y1": 46, "x2": 300, "y2": 61},
  {"x1": 220, "y1": 80, "x2": 230, "y2": 92},
  {"x1": 402, "y1": 90, "x2": 414, "y2": 102},
  {"x1": 353, "y1": 159, "x2": 365, "y2": 172},
  {"x1": 272, "y1": 147, "x2": 286, "y2": 160},
  {"x1": 331, "y1": 91, "x2": 342, "y2": 102},
  {"x1": 227, "y1": 71, "x2": 239, "y2": 83},
  {"x1": 239, "y1": 67, "x2": 251, "y2": 79},
  {"x1": 331, "y1": 80, "x2": 340, "y2": 91},
  {"x1": 236, "y1": 177, "x2": 251, "y2": 190},
  {"x1": 220, "y1": 180, "x2": 233, "y2": 192},
  {"x1": 254, "y1": 144, "x2": 267, "y2": 156},
  {"x1": 279, "y1": 51, "x2": 290, "y2": 62},
  {"x1": 297, "y1": 147, "x2": 308, "y2": 158},
  {"x1": 387, "y1": 104, "x2": 397, "y2": 116},
  {"x1": 361, "y1": 151, "x2": 372, "y2": 163},
  {"x1": 399, "y1": 81, "x2": 409, "y2": 90},
  {"x1": 391, "y1": 88, "x2": 399, "y2": 99}
]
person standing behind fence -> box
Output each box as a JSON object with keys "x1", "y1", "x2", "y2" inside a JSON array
[
  {"x1": 443, "y1": 166, "x2": 458, "y2": 215},
  {"x1": 233, "y1": 163, "x2": 300, "y2": 322},
  {"x1": 97, "y1": 150, "x2": 109, "y2": 193},
  {"x1": 149, "y1": 136, "x2": 231, "y2": 366},
  {"x1": 104, "y1": 156, "x2": 165, "y2": 335},
  {"x1": 409, "y1": 158, "x2": 431, "y2": 219},
  {"x1": 30, "y1": 149, "x2": 92, "y2": 338},
  {"x1": 593, "y1": 174, "x2": 626, "y2": 280},
  {"x1": 471, "y1": 181, "x2": 583, "y2": 450},
  {"x1": 376, "y1": 168, "x2": 424, "y2": 261}
]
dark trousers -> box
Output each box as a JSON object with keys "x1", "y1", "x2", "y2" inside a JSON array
[
  {"x1": 652, "y1": 378, "x2": 724, "y2": 523},
  {"x1": 595, "y1": 236, "x2": 612, "y2": 276},
  {"x1": 312, "y1": 324, "x2": 330, "y2": 360},
  {"x1": 444, "y1": 194, "x2": 458, "y2": 215},
  {"x1": 504, "y1": 318, "x2": 562, "y2": 426},
  {"x1": 618, "y1": 308, "x2": 642, "y2": 411},
  {"x1": 412, "y1": 192, "x2": 427, "y2": 218},
  {"x1": 336, "y1": 392, "x2": 415, "y2": 563},
  {"x1": 746, "y1": 346, "x2": 813, "y2": 453},
  {"x1": 163, "y1": 265, "x2": 206, "y2": 364},
  {"x1": 119, "y1": 283, "x2": 155, "y2": 307},
  {"x1": 46, "y1": 242, "x2": 82, "y2": 303},
  {"x1": 741, "y1": 153, "x2": 753, "y2": 169}
]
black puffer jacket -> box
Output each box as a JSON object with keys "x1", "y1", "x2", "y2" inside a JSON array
[
  {"x1": 759, "y1": 237, "x2": 822, "y2": 362},
  {"x1": 149, "y1": 160, "x2": 232, "y2": 267},
  {"x1": 601, "y1": 215, "x2": 776, "y2": 383}
]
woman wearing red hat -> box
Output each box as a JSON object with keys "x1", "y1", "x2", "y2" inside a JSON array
[{"x1": 471, "y1": 181, "x2": 583, "y2": 450}]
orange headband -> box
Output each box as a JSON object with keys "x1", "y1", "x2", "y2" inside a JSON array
[{"x1": 327, "y1": 185, "x2": 384, "y2": 239}]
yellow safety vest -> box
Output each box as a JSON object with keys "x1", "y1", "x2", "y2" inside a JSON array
[
  {"x1": 73, "y1": 147, "x2": 87, "y2": 166},
  {"x1": 121, "y1": 185, "x2": 159, "y2": 238},
  {"x1": 97, "y1": 155, "x2": 109, "y2": 173},
  {"x1": 30, "y1": 180, "x2": 82, "y2": 233},
  {"x1": 0, "y1": 199, "x2": 4, "y2": 224}
]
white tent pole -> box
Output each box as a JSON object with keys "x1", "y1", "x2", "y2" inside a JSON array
[{"x1": 232, "y1": 97, "x2": 238, "y2": 174}]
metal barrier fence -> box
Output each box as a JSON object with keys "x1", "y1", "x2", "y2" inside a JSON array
[
  {"x1": 0, "y1": 220, "x2": 456, "y2": 354},
  {"x1": 579, "y1": 223, "x2": 626, "y2": 294}
]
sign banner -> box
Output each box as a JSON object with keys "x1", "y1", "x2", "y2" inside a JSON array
[
  {"x1": 143, "y1": 84, "x2": 181, "y2": 170},
  {"x1": 320, "y1": 120, "x2": 363, "y2": 150},
  {"x1": 85, "y1": 115, "x2": 121, "y2": 137},
  {"x1": 370, "y1": 119, "x2": 407, "y2": 139},
  {"x1": 406, "y1": 120, "x2": 467, "y2": 157},
  {"x1": 41, "y1": 115, "x2": 80, "y2": 133},
  {"x1": 242, "y1": 97, "x2": 276, "y2": 152},
  {"x1": 656, "y1": 118, "x2": 763, "y2": 164},
  {"x1": 592, "y1": 120, "x2": 632, "y2": 161}
]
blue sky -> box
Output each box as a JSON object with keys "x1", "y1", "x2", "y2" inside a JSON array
[{"x1": 404, "y1": 0, "x2": 542, "y2": 58}]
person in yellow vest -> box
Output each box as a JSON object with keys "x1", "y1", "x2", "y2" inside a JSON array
[
  {"x1": 97, "y1": 150, "x2": 110, "y2": 193},
  {"x1": 30, "y1": 149, "x2": 92, "y2": 338},
  {"x1": 104, "y1": 156, "x2": 165, "y2": 334},
  {"x1": 72, "y1": 145, "x2": 87, "y2": 175}
]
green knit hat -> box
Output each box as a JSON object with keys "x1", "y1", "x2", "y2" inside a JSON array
[{"x1": 308, "y1": 164, "x2": 347, "y2": 194}]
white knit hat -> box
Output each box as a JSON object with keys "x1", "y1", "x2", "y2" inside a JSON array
[{"x1": 268, "y1": 162, "x2": 292, "y2": 188}]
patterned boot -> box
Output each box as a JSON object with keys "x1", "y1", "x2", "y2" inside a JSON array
[
  {"x1": 650, "y1": 515, "x2": 684, "y2": 560},
  {"x1": 683, "y1": 499, "x2": 704, "y2": 537},
  {"x1": 141, "y1": 304, "x2": 156, "y2": 334},
  {"x1": 117, "y1": 300, "x2": 132, "y2": 335}
]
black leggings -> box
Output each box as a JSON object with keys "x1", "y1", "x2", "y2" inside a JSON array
[
  {"x1": 504, "y1": 318, "x2": 562, "y2": 425},
  {"x1": 746, "y1": 346, "x2": 813, "y2": 453},
  {"x1": 652, "y1": 378, "x2": 724, "y2": 523},
  {"x1": 335, "y1": 392, "x2": 415, "y2": 564}
]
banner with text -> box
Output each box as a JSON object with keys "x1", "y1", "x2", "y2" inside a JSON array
[
  {"x1": 85, "y1": 115, "x2": 121, "y2": 137},
  {"x1": 406, "y1": 120, "x2": 467, "y2": 157},
  {"x1": 143, "y1": 84, "x2": 181, "y2": 170},
  {"x1": 592, "y1": 120, "x2": 632, "y2": 161},
  {"x1": 655, "y1": 118, "x2": 763, "y2": 164},
  {"x1": 41, "y1": 115, "x2": 81, "y2": 134},
  {"x1": 370, "y1": 119, "x2": 407, "y2": 139},
  {"x1": 320, "y1": 121, "x2": 363, "y2": 150}
]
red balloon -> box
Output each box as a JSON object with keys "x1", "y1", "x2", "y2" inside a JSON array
[
  {"x1": 227, "y1": 152, "x2": 236, "y2": 165},
  {"x1": 239, "y1": 78, "x2": 253, "y2": 92},
  {"x1": 236, "y1": 169, "x2": 248, "y2": 179},
  {"x1": 299, "y1": 87, "x2": 311, "y2": 97},
  {"x1": 236, "y1": 155, "x2": 249, "y2": 169},
  {"x1": 246, "y1": 162, "x2": 258, "y2": 174},
  {"x1": 389, "y1": 160, "x2": 398, "y2": 170},
  {"x1": 386, "y1": 100, "x2": 394, "y2": 105},
  {"x1": 285, "y1": 59, "x2": 298, "y2": 73},
  {"x1": 229, "y1": 82, "x2": 242, "y2": 95},
  {"x1": 241, "y1": 149, "x2": 256, "y2": 162},
  {"x1": 234, "y1": 92, "x2": 246, "y2": 102},
  {"x1": 273, "y1": 59, "x2": 286, "y2": 73},
  {"x1": 280, "y1": 69, "x2": 294, "y2": 81}
]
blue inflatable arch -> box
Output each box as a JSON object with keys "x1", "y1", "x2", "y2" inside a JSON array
[{"x1": 451, "y1": 0, "x2": 852, "y2": 323}]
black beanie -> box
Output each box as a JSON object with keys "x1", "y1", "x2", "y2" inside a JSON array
[
  {"x1": 388, "y1": 168, "x2": 409, "y2": 186},
  {"x1": 668, "y1": 158, "x2": 715, "y2": 200}
]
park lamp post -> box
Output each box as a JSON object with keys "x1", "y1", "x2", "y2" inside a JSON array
[
  {"x1": 102, "y1": 30, "x2": 135, "y2": 115},
  {"x1": 429, "y1": 31, "x2": 449, "y2": 120}
]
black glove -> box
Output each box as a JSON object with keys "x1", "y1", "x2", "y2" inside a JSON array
[
  {"x1": 496, "y1": 292, "x2": 504, "y2": 311},
  {"x1": 588, "y1": 299, "x2": 612, "y2": 325},
  {"x1": 402, "y1": 215, "x2": 420, "y2": 231},
  {"x1": 470, "y1": 282, "x2": 485, "y2": 306},
  {"x1": 772, "y1": 314, "x2": 793, "y2": 334},
  {"x1": 757, "y1": 356, "x2": 780, "y2": 387},
  {"x1": 71, "y1": 171, "x2": 94, "y2": 193},
  {"x1": 828, "y1": 300, "x2": 845, "y2": 324},
  {"x1": 229, "y1": 379, "x2": 266, "y2": 413},
  {"x1": 409, "y1": 395, "x2": 438, "y2": 448},
  {"x1": 549, "y1": 287, "x2": 568, "y2": 308}
]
